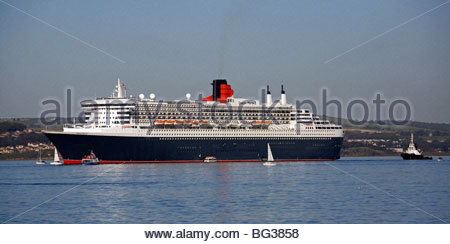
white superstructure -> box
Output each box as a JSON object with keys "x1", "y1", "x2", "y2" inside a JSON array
[
  {"x1": 63, "y1": 79, "x2": 343, "y2": 139},
  {"x1": 404, "y1": 133, "x2": 421, "y2": 155}
]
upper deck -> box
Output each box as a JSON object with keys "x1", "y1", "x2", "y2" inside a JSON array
[{"x1": 65, "y1": 78, "x2": 343, "y2": 138}]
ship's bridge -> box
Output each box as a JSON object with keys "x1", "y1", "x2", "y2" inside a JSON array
[{"x1": 80, "y1": 97, "x2": 136, "y2": 128}]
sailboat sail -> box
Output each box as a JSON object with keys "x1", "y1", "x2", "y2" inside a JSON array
[
  {"x1": 54, "y1": 148, "x2": 60, "y2": 162},
  {"x1": 267, "y1": 144, "x2": 274, "y2": 162}
]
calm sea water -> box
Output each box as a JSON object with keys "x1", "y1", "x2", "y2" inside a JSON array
[{"x1": 0, "y1": 157, "x2": 449, "y2": 224}]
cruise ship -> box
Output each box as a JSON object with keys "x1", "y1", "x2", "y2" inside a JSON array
[{"x1": 43, "y1": 79, "x2": 344, "y2": 164}]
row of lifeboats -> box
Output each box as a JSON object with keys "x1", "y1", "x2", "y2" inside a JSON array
[
  {"x1": 154, "y1": 120, "x2": 271, "y2": 124},
  {"x1": 152, "y1": 120, "x2": 271, "y2": 127},
  {"x1": 154, "y1": 120, "x2": 210, "y2": 125}
]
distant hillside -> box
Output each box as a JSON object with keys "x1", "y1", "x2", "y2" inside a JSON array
[
  {"x1": 327, "y1": 118, "x2": 450, "y2": 156},
  {"x1": 326, "y1": 117, "x2": 450, "y2": 134},
  {"x1": 0, "y1": 121, "x2": 26, "y2": 133},
  {"x1": 0, "y1": 117, "x2": 82, "y2": 130}
]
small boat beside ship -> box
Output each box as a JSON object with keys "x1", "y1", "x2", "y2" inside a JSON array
[
  {"x1": 35, "y1": 149, "x2": 46, "y2": 165},
  {"x1": 50, "y1": 148, "x2": 64, "y2": 165},
  {"x1": 263, "y1": 144, "x2": 276, "y2": 166},
  {"x1": 203, "y1": 156, "x2": 217, "y2": 163},
  {"x1": 401, "y1": 133, "x2": 432, "y2": 160},
  {"x1": 82, "y1": 151, "x2": 99, "y2": 165}
]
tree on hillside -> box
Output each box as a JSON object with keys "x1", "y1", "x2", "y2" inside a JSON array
[{"x1": 0, "y1": 121, "x2": 26, "y2": 133}]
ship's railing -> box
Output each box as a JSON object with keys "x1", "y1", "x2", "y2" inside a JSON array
[{"x1": 63, "y1": 123, "x2": 91, "y2": 129}]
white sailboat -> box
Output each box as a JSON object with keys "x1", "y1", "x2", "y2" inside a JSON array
[
  {"x1": 50, "y1": 148, "x2": 63, "y2": 166},
  {"x1": 263, "y1": 143, "x2": 276, "y2": 166},
  {"x1": 35, "y1": 149, "x2": 46, "y2": 165}
]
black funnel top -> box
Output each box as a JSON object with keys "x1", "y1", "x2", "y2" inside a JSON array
[{"x1": 212, "y1": 79, "x2": 227, "y2": 101}]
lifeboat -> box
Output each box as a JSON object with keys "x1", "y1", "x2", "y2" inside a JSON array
[
  {"x1": 251, "y1": 121, "x2": 270, "y2": 124},
  {"x1": 174, "y1": 120, "x2": 184, "y2": 128},
  {"x1": 251, "y1": 121, "x2": 270, "y2": 128},
  {"x1": 163, "y1": 120, "x2": 175, "y2": 128},
  {"x1": 154, "y1": 120, "x2": 165, "y2": 128},
  {"x1": 183, "y1": 120, "x2": 193, "y2": 127},
  {"x1": 191, "y1": 121, "x2": 200, "y2": 127},
  {"x1": 199, "y1": 120, "x2": 212, "y2": 128},
  {"x1": 261, "y1": 121, "x2": 270, "y2": 128}
]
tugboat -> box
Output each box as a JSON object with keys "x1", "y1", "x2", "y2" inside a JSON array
[
  {"x1": 401, "y1": 133, "x2": 432, "y2": 160},
  {"x1": 82, "y1": 150, "x2": 99, "y2": 165}
]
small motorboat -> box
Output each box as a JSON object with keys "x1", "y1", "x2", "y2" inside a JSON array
[
  {"x1": 436, "y1": 157, "x2": 444, "y2": 162},
  {"x1": 82, "y1": 150, "x2": 99, "y2": 165},
  {"x1": 35, "y1": 149, "x2": 46, "y2": 165},
  {"x1": 263, "y1": 143, "x2": 276, "y2": 166},
  {"x1": 50, "y1": 148, "x2": 63, "y2": 166},
  {"x1": 203, "y1": 156, "x2": 217, "y2": 163}
]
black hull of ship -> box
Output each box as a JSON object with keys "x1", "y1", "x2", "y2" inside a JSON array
[
  {"x1": 43, "y1": 132, "x2": 343, "y2": 164},
  {"x1": 401, "y1": 153, "x2": 432, "y2": 160}
]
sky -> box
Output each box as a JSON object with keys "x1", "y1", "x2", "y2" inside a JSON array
[{"x1": 0, "y1": 0, "x2": 449, "y2": 123}]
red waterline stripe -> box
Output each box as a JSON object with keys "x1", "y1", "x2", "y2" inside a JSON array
[{"x1": 62, "y1": 159, "x2": 335, "y2": 165}]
